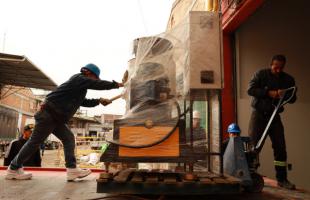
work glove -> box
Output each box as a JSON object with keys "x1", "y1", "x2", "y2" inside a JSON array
[
  {"x1": 277, "y1": 89, "x2": 286, "y2": 98},
  {"x1": 122, "y1": 70, "x2": 128, "y2": 84},
  {"x1": 100, "y1": 98, "x2": 112, "y2": 106},
  {"x1": 268, "y1": 90, "x2": 279, "y2": 99}
]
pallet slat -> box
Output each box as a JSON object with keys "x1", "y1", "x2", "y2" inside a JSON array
[
  {"x1": 131, "y1": 173, "x2": 144, "y2": 183},
  {"x1": 145, "y1": 173, "x2": 159, "y2": 183},
  {"x1": 113, "y1": 169, "x2": 135, "y2": 183}
]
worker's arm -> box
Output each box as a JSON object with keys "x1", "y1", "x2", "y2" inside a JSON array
[
  {"x1": 247, "y1": 70, "x2": 269, "y2": 98},
  {"x1": 278, "y1": 76, "x2": 297, "y2": 104},
  {"x1": 81, "y1": 98, "x2": 100, "y2": 107},
  {"x1": 77, "y1": 75, "x2": 120, "y2": 90},
  {"x1": 81, "y1": 98, "x2": 112, "y2": 107}
]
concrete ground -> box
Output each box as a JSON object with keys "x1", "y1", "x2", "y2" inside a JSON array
[{"x1": 0, "y1": 170, "x2": 309, "y2": 200}]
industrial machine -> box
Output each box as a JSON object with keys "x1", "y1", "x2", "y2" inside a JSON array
[{"x1": 97, "y1": 11, "x2": 241, "y2": 195}]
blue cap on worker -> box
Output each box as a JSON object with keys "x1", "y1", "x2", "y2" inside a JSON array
[
  {"x1": 81, "y1": 63, "x2": 101, "y2": 79},
  {"x1": 227, "y1": 123, "x2": 241, "y2": 133}
]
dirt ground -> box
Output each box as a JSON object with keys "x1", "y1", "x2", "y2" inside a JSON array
[
  {"x1": 0, "y1": 149, "x2": 62, "y2": 168},
  {"x1": 0, "y1": 147, "x2": 105, "y2": 169}
]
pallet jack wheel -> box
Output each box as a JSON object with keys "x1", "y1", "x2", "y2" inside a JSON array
[{"x1": 245, "y1": 173, "x2": 264, "y2": 193}]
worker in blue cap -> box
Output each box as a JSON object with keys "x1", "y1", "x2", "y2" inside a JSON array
[
  {"x1": 227, "y1": 123, "x2": 241, "y2": 136},
  {"x1": 6, "y1": 63, "x2": 126, "y2": 181}
]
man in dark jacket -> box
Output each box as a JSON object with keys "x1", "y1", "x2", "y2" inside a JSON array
[
  {"x1": 4, "y1": 124, "x2": 41, "y2": 167},
  {"x1": 5, "y1": 63, "x2": 123, "y2": 181},
  {"x1": 248, "y1": 55, "x2": 297, "y2": 190}
]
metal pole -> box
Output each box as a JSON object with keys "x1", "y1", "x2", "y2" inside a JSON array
[
  {"x1": 218, "y1": 90, "x2": 224, "y2": 176},
  {"x1": 207, "y1": 90, "x2": 211, "y2": 172},
  {"x1": 183, "y1": 99, "x2": 187, "y2": 172},
  {"x1": 189, "y1": 99, "x2": 194, "y2": 172}
]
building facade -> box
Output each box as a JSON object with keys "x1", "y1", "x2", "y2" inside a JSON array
[{"x1": 0, "y1": 86, "x2": 41, "y2": 137}]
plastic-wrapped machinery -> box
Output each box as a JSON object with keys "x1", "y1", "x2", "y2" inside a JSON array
[{"x1": 101, "y1": 11, "x2": 223, "y2": 173}]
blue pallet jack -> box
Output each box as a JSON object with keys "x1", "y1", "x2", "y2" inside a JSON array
[{"x1": 224, "y1": 86, "x2": 296, "y2": 192}]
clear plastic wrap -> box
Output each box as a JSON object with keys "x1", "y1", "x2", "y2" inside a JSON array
[{"x1": 101, "y1": 10, "x2": 223, "y2": 174}]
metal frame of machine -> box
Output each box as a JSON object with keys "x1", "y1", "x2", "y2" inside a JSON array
[{"x1": 97, "y1": 10, "x2": 242, "y2": 195}]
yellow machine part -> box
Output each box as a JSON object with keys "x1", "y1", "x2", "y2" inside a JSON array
[{"x1": 119, "y1": 126, "x2": 180, "y2": 157}]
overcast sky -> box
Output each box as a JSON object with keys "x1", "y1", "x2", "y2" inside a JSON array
[{"x1": 0, "y1": 0, "x2": 174, "y2": 116}]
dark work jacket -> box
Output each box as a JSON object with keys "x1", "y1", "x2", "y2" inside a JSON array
[
  {"x1": 4, "y1": 138, "x2": 41, "y2": 167},
  {"x1": 45, "y1": 73, "x2": 119, "y2": 122},
  {"x1": 247, "y1": 68, "x2": 297, "y2": 114}
]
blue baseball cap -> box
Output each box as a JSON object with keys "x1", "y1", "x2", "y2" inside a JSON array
[{"x1": 81, "y1": 63, "x2": 101, "y2": 79}]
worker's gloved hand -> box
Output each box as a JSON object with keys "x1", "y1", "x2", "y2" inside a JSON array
[
  {"x1": 100, "y1": 98, "x2": 112, "y2": 106},
  {"x1": 268, "y1": 90, "x2": 279, "y2": 99},
  {"x1": 122, "y1": 70, "x2": 128, "y2": 84},
  {"x1": 118, "y1": 82, "x2": 124, "y2": 87},
  {"x1": 277, "y1": 89, "x2": 286, "y2": 98}
]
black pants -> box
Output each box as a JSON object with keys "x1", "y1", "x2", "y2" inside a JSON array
[
  {"x1": 10, "y1": 109, "x2": 76, "y2": 169},
  {"x1": 248, "y1": 111, "x2": 287, "y2": 181}
]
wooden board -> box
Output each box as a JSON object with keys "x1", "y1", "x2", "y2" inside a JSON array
[
  {"x1": 119, "y1": 127, "x2": 180, "y2": 157},
  {"x1": 113, "y1": 169, "x2": 135, "y2": 183}
]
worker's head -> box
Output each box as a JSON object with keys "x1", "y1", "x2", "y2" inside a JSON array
[
  {"x1": 23, "y1": 124, "x2": 34, "y2": 140},
  {"x1": 81, "y1": 63, "x2": 101, "y2": 80},
  {"x1": 193, "y1": 110, "x2": 201, "y2": 129},
  {"x1": 227, "y1": 123, "x2": 240, "y2": 136},
  {"x1": 270, "y1": 55, "x2": 286, "y2": 75}
]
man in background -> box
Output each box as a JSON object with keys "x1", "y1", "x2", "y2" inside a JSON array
[
  {"x1": 187, "y1": 110, "x2": 207, "y2": 151},
  {"x1": 4, "y1": 124, "x2": 41, "y2": 167}
]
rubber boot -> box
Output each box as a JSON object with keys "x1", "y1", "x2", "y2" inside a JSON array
[{"x1": 275, "y1": 166, "x2": 295, "y2": 190}]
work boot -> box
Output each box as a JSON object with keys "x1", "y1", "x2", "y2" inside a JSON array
[
  {"x1": 5, "y1": 167, "x2": 32, "y2": 180},
  {"x1": 66, "y1": 168, "x2": 92, "y2": 181},
  {"x1": 277, "y1": 179, "x2": 296, "y2": 190}
]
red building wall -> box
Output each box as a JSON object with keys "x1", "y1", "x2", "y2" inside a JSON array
[{"x1": 221, "y1": 0, "x2": 265, "y2": 138}]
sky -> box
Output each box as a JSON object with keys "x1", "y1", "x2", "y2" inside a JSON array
[{"x1": 0, "y1": 0, "x2": 174, "y2": 116}]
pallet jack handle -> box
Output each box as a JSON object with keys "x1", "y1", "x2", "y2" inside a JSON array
[{"x1": 254, "y1": 86, "x2": 296, "y2": 151}]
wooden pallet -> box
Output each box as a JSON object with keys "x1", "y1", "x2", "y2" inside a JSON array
[{"x1": 97, "y1": 169, "x2": 241, "y2": 195}]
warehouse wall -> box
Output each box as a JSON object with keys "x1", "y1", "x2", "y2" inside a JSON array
[{"x1": 235, "y1": 0, "x2": 310, "y2": 190}]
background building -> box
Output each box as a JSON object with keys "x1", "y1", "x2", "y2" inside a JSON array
[
  {"x1": 69, "y1": 113, "x2": 102, "y2": 137},
  {"x1": 0, "y1": 86, "x2": 42, "y2": 132},
  {"x1": 68, "y1": 113, "x2": 122, "y2": 139},
  {"x1": 0, "y1": 53, "x2": 56, "y2": 156},
  {"x1": 99, "y1": 114, "x2": 122, "y2": 132}
]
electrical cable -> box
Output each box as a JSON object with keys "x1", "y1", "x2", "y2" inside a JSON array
[{"x1": 107, "y1": 100, "x2": 182, "y2": 149}]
